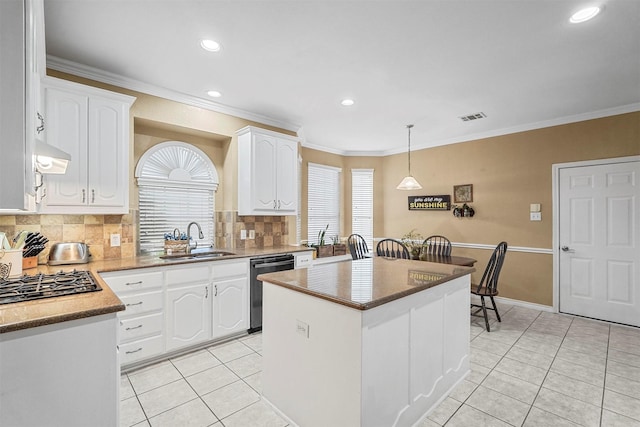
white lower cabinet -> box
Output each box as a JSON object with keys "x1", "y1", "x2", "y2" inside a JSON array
[
  {"x1": 100, "y1": 268, "x2": 165, "y2": 366},
  {"x1": 100, "y1": 258, "x2": 249, "y2": 367},
  {"x1": 166, "y1": 282, "x2": 212, "y2": 351},
  {"x1": 213, "y1": 260, "x2": 249, "y2": 338},
  {"x1": 214, "y1": 276, "x2": 248, "y2": 337}
]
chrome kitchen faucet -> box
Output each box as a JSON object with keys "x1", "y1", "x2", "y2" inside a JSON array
[{"x1": 186, "y1": 222, "x2": 204, "y2": 253}]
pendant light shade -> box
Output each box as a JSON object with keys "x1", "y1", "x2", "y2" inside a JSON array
[{"x1": 396, "y1": 124, "x2": 422, "y2": 190}]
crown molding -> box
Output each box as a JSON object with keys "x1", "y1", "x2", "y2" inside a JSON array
[
  {"x1": 46, "y1": 56, "x2": 639, "y2": 157},
  {"x1": 381, "y1": 102, "x2": 640, "y2": 157},
  {"x1": 46, "y1": 55, "x2": 301, "y2": 134}
]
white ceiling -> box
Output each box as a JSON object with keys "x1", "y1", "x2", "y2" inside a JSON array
[{"x1": 43, "y1": 0, "x2": 640, "y2": 155}]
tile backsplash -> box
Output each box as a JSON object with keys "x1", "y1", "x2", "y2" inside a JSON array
[
  {"x1": 0, "y1": 213, "x2": 135, "y2": 264},
  {"x1": 215, "y1": 211, "x2": 289, "y2": 250},
  {"x1": 0, "y1": 211, "x2": 289, "y2": 265}
]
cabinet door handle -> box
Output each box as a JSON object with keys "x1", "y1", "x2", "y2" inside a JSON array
[
  {"x1": 278, "y1": 200, "x2": 281, "y2": 209},
  {"x1": 82, "y1": 189, "x2": 86, "y2": 203},
  {"x1": 126, "y1": 301, "x2": 143, "y2": 307},
  {"x1": 125, "y1": 324, "x2": 143, "y2": 331},
  {"x1": 205, "y1": 286, "x2": 209, "y2": 298},
  {"x1": 125, "y1": 347, "x2": 143, "y2": 354},
  {"x1": 273, "y1": 200, "x2": 277, "y2": 209},
  {"x1": 125, "y1": 281, "x2": 143, "y2": 286},
  {"x1": 91, "y1": 189, "x2": 95, "y2": 203},
  {"x1": 36, "y1": 112, "x2": 45, "y2": 134},
  {"x1": 214, "y1": 284, "x2": 218, "y2": 296}
]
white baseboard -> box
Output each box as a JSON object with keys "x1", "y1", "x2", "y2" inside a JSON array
[{"x1": 471, "y1": 295, "x2": 554, "y2": 312}]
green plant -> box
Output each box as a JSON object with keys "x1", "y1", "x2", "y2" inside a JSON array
[
  {"x1": 401, "y1": 229, "x2": 423, "y2": 259},
  {"x1": 317, "y1": 224, "x2": 329, "y2": 246}
]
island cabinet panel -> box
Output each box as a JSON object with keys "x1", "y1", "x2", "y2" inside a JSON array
[
  {"x1": 0, "y1": 314, "x2": 119, "y2": 427},
  {"x1": 262, "y1": 273, "x2": 470, "y2": 427}
]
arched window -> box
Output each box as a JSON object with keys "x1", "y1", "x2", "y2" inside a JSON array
[{"x1": 135, "y1": 141, "x2": 219, "y2": 254}]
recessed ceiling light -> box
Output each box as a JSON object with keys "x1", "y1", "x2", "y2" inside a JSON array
[
  {"x1": 200, "y1": 39, "x2": 221, "y2": 52},
  {"x1": 207, "y1": 90, "x2": 222, "y2": 98},
  {"x1": 341, "y1": 99, "x2": 355, "y2": 106},
  {"x1": 569, "y1": 6, "x2": 601, "y2": 23}
]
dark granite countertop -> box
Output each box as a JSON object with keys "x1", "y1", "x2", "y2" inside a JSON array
[
  {"x1": 1, "y1": 246, "x2": 314, "y2": 334},
  {"x1": 258, "y1": 257, "x2": 475, "y2": 310}
]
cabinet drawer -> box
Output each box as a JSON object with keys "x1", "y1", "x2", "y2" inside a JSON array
[
  {"x1": 119, "y1": 335, "x2": 164, "y2": 366},
  {"x1": 119, "y1": 290, "x2": 163, "y2": 316},
  {"x1": 166, "y1": 265, "x2": 210, "y2": 285},
  {"x1": 119, "y1": 312, "x2": 163, "y2": 343},
  {"x1": 212, "y1": 261, "x2": 248, "y2": 279},
  {"x1": 101, "y1": 270, "x2": 163, "y2": 294}
]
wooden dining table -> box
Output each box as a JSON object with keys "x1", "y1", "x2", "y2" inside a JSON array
[{"x1": 419, "y1": 253, "x2": 477, "y2": 267}]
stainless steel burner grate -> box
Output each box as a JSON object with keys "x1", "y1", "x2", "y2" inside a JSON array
[{"x1": 0, "y1": 270, "x2": 102, "y2": 305}]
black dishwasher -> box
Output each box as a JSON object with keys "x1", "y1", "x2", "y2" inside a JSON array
[{"x1": 249, "y1": 254, "x2": 295, "y2": 333}]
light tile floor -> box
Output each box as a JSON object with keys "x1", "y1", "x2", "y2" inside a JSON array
[{"x1": 120, "y1": 304, "x2": 640, "y2": 426}]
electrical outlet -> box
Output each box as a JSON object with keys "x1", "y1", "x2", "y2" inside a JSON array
[
  {"x1": 110, "y1": 233, "x2": 121, "y2": 247},
  {"x1": 296, "y1": 320, "x2": 309, "y2": 338},
  {"x1": 530, "y1": 212, "x2": 542, "y2": 221},
  {"x1": 249, "y1": 230, "x2": 255, "y2": 239},
  {"x1": 240, "y1": 230, "x2": 246, "y2": 240}
]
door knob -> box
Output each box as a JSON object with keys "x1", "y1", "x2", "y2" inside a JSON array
[{"x1": 561, "y1": 246, "x2": 574, "y2": 252}]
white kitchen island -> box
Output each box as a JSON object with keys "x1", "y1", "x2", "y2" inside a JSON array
[{"x1": 259, "y1": 257, "x2": 474, "y2": 427}]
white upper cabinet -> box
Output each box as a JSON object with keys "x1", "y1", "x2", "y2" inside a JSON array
[
  {"x1": 237, "y1": 126, "x2": 299, "y2": 216},
  {"x1": 0, "y1": 0, "x2": 44, "y2": 211},
  {"x1": 40, "y1": 77, "x2": 135, "y2": 214}
]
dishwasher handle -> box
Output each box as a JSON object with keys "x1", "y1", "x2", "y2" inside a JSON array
[{"x1": 253, "y1": 259, "x2": 295, "y2": 269}]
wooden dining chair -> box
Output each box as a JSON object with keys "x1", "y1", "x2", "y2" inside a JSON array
[
  {"x1": 347, "y1": 234, "x2": 370, "y2": 260},
  {"x1": 376, "y1": 239, "x2": 410, "y2": 259},
  {"x1": 422, "y1": 235, "x2": 452, "y2": 256},
  {"x1": 471, "y1": 241, "x2": 508, "y2": 332}
]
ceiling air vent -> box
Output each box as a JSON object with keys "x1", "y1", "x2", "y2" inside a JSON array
[{"x1": 459, "y1": 112, "x2": 487, "y2": 122}]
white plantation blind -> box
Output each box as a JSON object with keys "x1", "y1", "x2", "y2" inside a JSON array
[
  {"x1": 352, "y1": 169, "x2": 374, "y2": 250},
  {"x1": 139, "y1": 186, "x2": 214, "y2": 254},
  {"x1": 135, "y1": 141, "x2": 218, "y2": 254},
  {"x1": 308, "y1": 163, "x2": 341, "y2": 245}
]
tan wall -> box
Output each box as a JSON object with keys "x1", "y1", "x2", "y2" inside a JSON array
[{"x1": 381, "y1": 112, "x2": 640, "y2": 305}]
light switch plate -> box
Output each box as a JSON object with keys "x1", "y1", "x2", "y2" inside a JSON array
[
  {"x1": 530, "y1": 203, "x2": 541, "y2": 212},
  {"x1": 530, "y1": 212, "x2": 542, "y2": 221},
  {"x1": 240, "y1": 230, "x2": 246, "y2": 240},
  {"x1": 249, "y1": 230, "x2": 255, "y2": 239},
  {"x1": 110, "y1": 233, "x2": 121, "y2": 247},
  {"x1": 296, "y1": 320, "x2": 309, "y2": 338}
]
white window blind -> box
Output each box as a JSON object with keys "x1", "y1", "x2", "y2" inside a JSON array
[
  {"x1": 352, "y1": 169, "x2": 374, "y2": 251},
  {"x1": 139, "y1": 185, "x2": 214, "y2": 254},
  {"x1": 308, "y1": 163, "x2": 341, "y2": 245},
  {"x1": 135, "y1": 141, "x2": 218, "y2": 255}
]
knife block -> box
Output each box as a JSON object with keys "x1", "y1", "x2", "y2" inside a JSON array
[{"x1": 22, "y1": 256, "x2": 38, "y2": 269}]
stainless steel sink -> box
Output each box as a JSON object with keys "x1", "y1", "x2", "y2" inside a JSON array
[{"x1": 159, "y1": 249, "x2": 235, "y2": 260}]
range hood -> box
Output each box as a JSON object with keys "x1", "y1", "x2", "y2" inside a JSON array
[{"x1": 35, "y1": 140, "x2": 71, "y2": 174}]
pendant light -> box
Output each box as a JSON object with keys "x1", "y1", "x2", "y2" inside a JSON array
[{"x1": 396, "y1": 124, "x2": 422, "y2": 190}]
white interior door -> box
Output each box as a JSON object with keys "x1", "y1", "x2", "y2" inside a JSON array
[{"x1": 559, "y1": 160, "x2": 640, "y2": 326}]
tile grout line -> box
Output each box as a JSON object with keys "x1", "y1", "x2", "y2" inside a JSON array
[{"x1": 519, "y1": 314, "x2": 575, "y2": 427}]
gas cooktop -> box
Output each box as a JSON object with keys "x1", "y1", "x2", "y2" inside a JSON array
[{"x1": 0, "y1": 270, "x2": 102, "y2": 305}]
